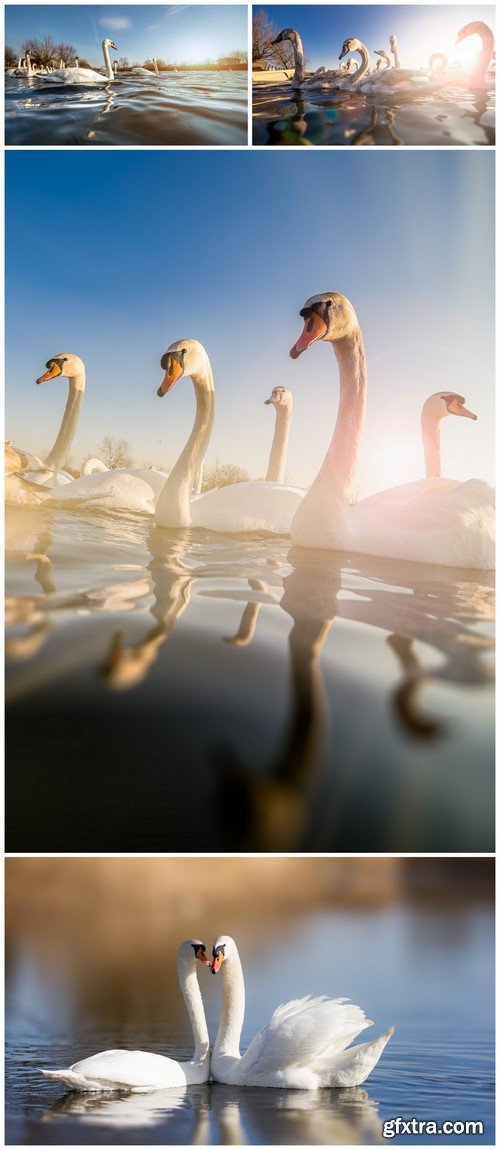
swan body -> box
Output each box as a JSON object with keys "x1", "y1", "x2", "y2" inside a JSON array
[
  {"x1": 46, "y1": 468, "x2": 167, "y2": 514},
  {"x1": 36, "y1": 39, "x2": 116, "y2": 84},
  {"x1": 40, "y1": 941, "x2": 211, "y2": 1092},
  {"x1": 210, "y1": 936, "x2": 393, "y2": 1089},
  {"x1": 289, "y1": 292, "x2": 494, "y2": 569},
  {"x1": 455, "y1": 21, "x2": 495, "y2": 88},
  {"x1": 154, "y1": 340, "x2": 304, "y2": 535}
]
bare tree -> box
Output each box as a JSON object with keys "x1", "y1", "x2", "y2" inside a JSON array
[
  {"x1": 202, "y1": 459, "x2": 250, "y2": 491},
  {"x1": 22, "y1": 35, "x2": 57, "y2": 67},
  {"x1": 252, "y1": 9, "x2": 294, "y2": 68},
  {"x1": 96, "y1": 435, "x2": 134, "y2": 469},
  {"x1": 116, "y1": 57, "x2": 129, "y2": 70},
  {"x1": 5, "y1": 46, "x2": 18, "y2": 68},
  {"x1": 55, "y1": 42, "x2": 77, "y2": 66}
]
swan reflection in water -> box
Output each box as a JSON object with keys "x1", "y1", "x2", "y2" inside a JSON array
[
  {"x1": 41, "y1": 1079, "x2": 383, "y2": 1144},
  {"x1": 5, "y1": 510, "x2": 494, "y2": 850}
]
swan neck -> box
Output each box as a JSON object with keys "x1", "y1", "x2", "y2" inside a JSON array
[
  {"x1": 315, "y1": 327, "x2": 366, "y2": 500},
  {"x1": 44, "y1": 372, "x2": 85, "y2": 471},
  {"x1": 352, "y1": 44, "x2": 370, "y2": 81},
  {"x1": 155, "y1": 361, "x2": 215, "y2": 528},
  {"x1": 214, "y1": 951, "x2": 245, "y2": 1059},
  {"x1": 179, "y1": 962, "x2": 209, "y2": 1061},
  {"x1": 422, "y1": 412, "x2": 441, "y2": 478},
  {"x1": 103, "y1": 41, "x2": 113, "y2": 79},
  {"x1": 291, "y1": 33, "x2": 305, "y2": 85},
  {"x1": 266, "y1": 405, "x2": 292, "y2": 483},
  {"x1": 469, "y1": 24, "x2": 493, "y2": 85}
]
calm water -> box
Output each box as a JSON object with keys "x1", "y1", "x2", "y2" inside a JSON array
[
  {"x1": 5, "y1": 71, "x2": 248, "y2": 146},
  {"x1": 252, "y1": 82, "x2": 495, "y2": 146},
  {"x1": 5, "y1": 906, "x2": 495, "y2": 1144},
  {"x1": 5, "y1": 505, "x2": 494, "y2": 852}
]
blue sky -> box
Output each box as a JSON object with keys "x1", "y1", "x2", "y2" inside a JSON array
[
  {"x1": 6, "y1": 150, "x2": 494, "y2": 494},
  {"x1": 5, "y1": 5, "x2": 247, "y2": 65},
  {"x1": 258, "y1": 5, "x2": 495, "y2": 71}
]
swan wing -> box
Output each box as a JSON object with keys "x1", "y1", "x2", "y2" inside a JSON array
[
  {"x1": 313, "y1": 1026, "x2": 395, "y2": 1087},
  {"x1": 239, "y1": 996, "x2": 372, "y2": 1079}
]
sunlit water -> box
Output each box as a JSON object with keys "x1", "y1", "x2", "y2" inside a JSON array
[
  {"x1": 5, "y1": 71, "x2": 248, "y2": 146},
  {"x1": 5, "y1": 906, "x2": 494, "y2": 1144},
  {"x1": 5, "y1": 505, "x2": 494, "y2": 852},
  {"x1": 252, "y1": 82, "x2": 495, "y2": 146}
]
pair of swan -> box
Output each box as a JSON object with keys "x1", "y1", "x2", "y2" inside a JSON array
[
  {"x1": 41, "y1": 936, "x2": 393, "y2": 1091},
  {"x1": 36, "y1": 39, "x2": 117, "y2": 85},
  {"x1": 154, "y1": 341, "x2": 304, "y2": 533},
  {"x1": 289, "y1": 292, "x2": 494, "y2": 568}
]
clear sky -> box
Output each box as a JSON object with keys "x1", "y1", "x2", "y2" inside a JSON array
[
  {"x1": 6, "y1": 150, "x2": 494, "y2": 495},
  {"x1": 5, "y1": 5, "x2": 247, "y2": 66},
  {"x1": 257, "y1": 5, "x2": 495, "y2": 71}
]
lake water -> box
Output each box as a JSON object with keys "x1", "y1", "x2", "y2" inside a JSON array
[
  {"x1": 252, "y1": 82, "x2": 495, "y2": 146},
  {"x1": 5, "y1": 505, "x2": 494, "y2": 853},
  {"x1": 5, "y1": 905, "x2": 495, "y2": 1145},
  {"x1": 5, "y1": 71, "x2": 248, "y2": 146}
]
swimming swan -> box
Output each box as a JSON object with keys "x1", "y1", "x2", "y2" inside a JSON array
[
  {"x1": 7, "y1": 353, "x2": 86, "y2": 490},
  {"x1": 39, "y1": 940, "x2": 211, "y2": 1091},
  {"x1": 36, "y1": 39, "x2": 117, "y2": 85},
  {"x1": 210, "y1": 935, "x2": 394, "y2": 1088},
  {"x1": 455, "y1": 21, "x2": 495, "y2": 88},
  {"x1": 154, "y1": 339, "x2": 304, "y2": 534},
  {"x1": 271, "y1": 29, "x2": 344, "y2": 88},
  {"x1": 289, "y1": 292, "x2": 494, "y2": 568}
]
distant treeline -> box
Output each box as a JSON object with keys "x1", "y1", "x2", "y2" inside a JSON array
[{"x1": 5, "y1": 39, "x2": 247, "y2": 71}]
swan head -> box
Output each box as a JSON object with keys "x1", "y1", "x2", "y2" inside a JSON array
[
  {"x1": 265, "y1": 386, "x2": 293, "y2": 410},
  {"x1": 290, "y1": 292, "x2": 358, "y2": 358},
  {"x1": 157, "y1": 338, "x2": 209, "y2": 396},
  {"x1": 390, "y1": 35, "x2": 398, "y2": 49},
  {"x1": 271, "y1": 29, "x2": 299, "y2": 47},
  {"x1": 178, "y1": 939, "x2": 211, "y2": 969},
  {"x1": 210, "y1": 934, "x2": 237, "y2": 973},
  {"x1": 339, "y1": 38, "x2": 363, "y2": 61},
  {"x1": 102, "y1": 38, "x2": 117, "y2": 51},
  {"x1": 36, "y1": 353, "x2": 85, "y2": 384},
  {"x1": 423, "y1": 392, "x2": 477, "y2": 422}
]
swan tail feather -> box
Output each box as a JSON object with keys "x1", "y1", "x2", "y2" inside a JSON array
[{"x1": 319, "y1": 1025, "x2": 395, "y2": 1087}]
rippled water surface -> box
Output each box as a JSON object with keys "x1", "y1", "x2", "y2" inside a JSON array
[
  {"x1": 5, "y1": 505, "x2": 494, "y2": 852},
  {"x1": 5, "y1": 905, "x2": 495, "y2": 1144},
  {"x1": 252, "y1": 81, "x2": 495, "y2": 145},
  {"x1": 5, "y1": 71, "x2": 248, "y2": 145}
]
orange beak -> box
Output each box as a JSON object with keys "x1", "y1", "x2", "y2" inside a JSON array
[
  {"x1": 196, "y1": 949, "x2": 212, "y2": 968},
  {"x1": 211, "y1": 954, "x2": 223, "y2": 974},
  {"x1": 36, "y1": 362, "x2": 62, "y2": 384},
  {"x1": 455, "y1": 403, "x2": 477, "y2": 421},
  {"x1": 290, "y1": 312, "x2": 328, "y2": 359},
  {"x1": 157, "y1": 359, "x2": 183, "y2": 397}
]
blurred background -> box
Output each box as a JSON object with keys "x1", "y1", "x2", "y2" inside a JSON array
[{"x1": 6, "y1": 857, "x2": 494, "y2": 1145}]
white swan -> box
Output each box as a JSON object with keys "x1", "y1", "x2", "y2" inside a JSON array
[
  {"x1": 389, "y1": 34, "x2": 400, "y2": 69},
  {"x1": 154, "y1": 339, "x2": 304, "y2": 534},
  {"x1": 271, "y1": 29, "x2": 344, "y2": 88},
  {"x1": 289, "y1": 292, "x2": 494, "y2": 569},
  {"x1": 39, "y1": 940, "x2": 211, "y2": 1092},
  {"x1": 16, "y1": 53, "x2": 35, "y2": 78},
  {"x1": 338, "y1": 39, "x2": 443, "y2": 96},
  {"x1": 36, "y1": 39, "x2": 117, "y2": 85},
  {"x1": 210, "y1": 935, "x2": 394, "y2": 1088},
  {"x1": 8, "y1": 353, "x2": 86, "y2": 489},
  {"x1": 264, "y1": 386, "x2": 293, "y2": 483},
  {"x1": 455, "y1": 21, "x2": 495, "y2": 88},
  {"x1": 374, "y1": 50, "x2": 391, "y2": 71}
]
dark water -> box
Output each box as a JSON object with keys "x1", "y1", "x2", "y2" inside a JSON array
[
  {"x1": 5, "y1": 71, "x2": 248, "y2": 146},
  {"x1": 5, "y1": 506, "x2": 494, "y2": 852},
  {"x1": 252, "y1": 82, "x2": 495, "y2": 146},
  {"x1": 5, "y1": 906, "x2": 495, "y2": 1144}
]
